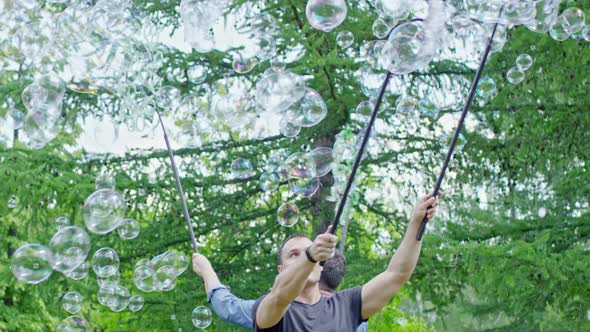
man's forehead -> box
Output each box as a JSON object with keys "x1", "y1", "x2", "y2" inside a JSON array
[{"x1": 283, "y1": 236, "x2": 312, "y2": 252}]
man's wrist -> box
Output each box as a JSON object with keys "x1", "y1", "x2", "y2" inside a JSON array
[{"x1": 305, "y1": 246, "x2": 318, "y2": 263}]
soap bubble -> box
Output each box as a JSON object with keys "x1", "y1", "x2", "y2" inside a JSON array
[
  {"x1": 129, "y1": 295, "x2": 144, "y2": 312},
  {"x1": 279, "y1": 117, "x2": 302, "y2": 138},
  {"x1": 155, "y1": 86, "x2": 182, "y2": 110},
  {"x1": 355, "y1": 100, "x2": 374, "y2": 120},
  {"x1": 19, "y1": 102, "x2": 63, "y2": 149},
  {"x1": 464, "y1": 0, "x2": 537, "y2": 25},
  {"x1": 255, "y1": 71, "x2": 307, "y2": 113},
  {"x1": 308, "y1": 147, "x2": 334, "y2": 177},
  {"x1": 67, "y1": 261, "x2": 89, "y2": 281},
  {"x1": 550, "y1": 17, "x2": 572, "y2": 41},
  {"x1": 441, "y1": 132, "x2": 467, "y2": 153},
  {"x1": 381, "y1": 20, "x2": 435, "y2": 75},
  {"x1": 22, "y1": 74, "x2": 66, "y2": 111},
  {"x1": 260, "y1": 172, "x2": 280, "y2": 192},
  {"x1": 109, "y1": 285, "x2": 130, "y2": 312},
  {"x1": 49, "y1": 226, "x2": 91, "y2": 274},
  {"x1": 133, "y1": 265, "x2": 156, "y2": 292},
  {"x1": 525, "y1": 1, "x2": 559, "y2": 33},
  {"x1": 231, "y1": 158, "x2": 255, "y2": 179},
  {"x1": 232, "y1": 56, "x2": 258, "y2": 74},
  {"x1": 278, "y1": 152, "x2": 317, "y2": 181},
  {"x1": 373, "y1": 0, "x2": 409, "y2": 21},
  {"x1": 285, "y1": 88, "x2": 328, "y2": 128},
  {"x1": 95, "y1": 173, "x2": 116, "y2": 190},
  {"x1": 56, "y1": 316, "x2": 89, "y2": 332},
  {"x1": 584, "y1": 26, "x2": 590, "y2": 41},
  {"x1": 254, "y1": 33, "x2": 277, "y2": 60},
  {"x1": 418, "y1": 97, "x2": 439, "y2": 118},
  {"x1": 476, "y1": 77, "x2": 496, "y2": 99},
  {"x1": 63, "y1": 291, "x2": 83, "y2": 314},
  {"x1": 561, "y1": 7, "x2": 585, "y2": 34},
  {"x1": 117, "y1": 219, "x2": 141, "y2": 240},
  {"x1": 188, "y1": 64, "x2": 208, "y2": 84},
  {"x1": 10, "y1": 243, "x2": 53, "y2": 284},
  {"x1": 92, "y1": 248, "x2": 120, "y2": 278},
  {"x1": 192, "y1": 306, "x2": 213, "y2": 329},
  {"x1": 98, "y1": 287, "x2": 116, "y2": 306},
  {"x1": 373, "y1": 18, "x2": 391, "y2": 39},
  {"x1": 538, "y1": 207, "x2": 547, "y2": 218},
  {"x1": 277, "y1": 202, "x2": 300, "y2": 227},
  {"x1": 264, "y1": 152, "x2": 285, "y2": 172},
  {"x1": 396, "y1": 96, "x2": 419, "y2": 115},
  {"x1": 361, "y1": 40, "x2": 388, "y2": 69},
  {"x1": 55, "y1": 216, "x2": 71, "y2": 230},
  {"x1": 506, "y1": 67, "x2": 525, "y2": 85},
  {"x1": 516, "y1": 54, "x2": 533, "y2": 71},
  {"x1": 305, "y1": 0, "x2": 347, "y2": 32},
  {"x1": 97, "y1": 272, "x2": 120, "y2": 288},
  {"x1": 83, "y1": 189, "x2": 126, "y2": 235},
  {"x1": 154, "y1": 265, "x2": 177, "y2": 291},
  {"x1": 7, "y1": 197, "x2": 18, "y2": 209},
  {"x1": 289, "y1": 176, "x2": 320, "y2": 197},
  {"x1": 151, "y1": 250, "x2": 189, "y2": 277},
  {"x1": 336, "y1": 30, "x2": 354, "y2": 48}
]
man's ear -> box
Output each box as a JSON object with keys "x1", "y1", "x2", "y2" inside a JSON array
[{"x1": 278, "y1": 265, "x2": 283, "y2": 273}]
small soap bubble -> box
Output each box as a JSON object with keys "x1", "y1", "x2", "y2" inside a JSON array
[
  {"x1": 117, "y1": 218, "x2": 141, "y2": 240},
  {"x1": 289, "y1": 176, "x2": 320, "y2": 197},
  {"x1": 62, "y1": 291, "x2": 83, "y2": 314},
  {"x1": 155, "y1": 86, "x2": 181, "y2": 110},
  {"x1": 98, "y1": 286, "x2": 116, "y2": 306},
  {"x1": 187, "y1": 64, "x2": 208, "y2": 84},
  {"x1": 506, "y1": 67, "x2": 525, "y2": 85},
  {"x1": 55, "y1": 216, "x2": 70, "y2": 230},
  {"x1": 418, "y1": 97, "x2": 440, "y2": 118},
  {"x1": 95, "y1": 172, "x2": 115, "y2": 190},
  {"x1": 67, "y1": 261, "x2": 89, "y2": 280},
  {"x1": 260, "y1": 172, "x2": 280, "y2": 192},
  {"x1": 516, "y1": 54, "x2": 533, "y2": 71},
  {"x1": 129, "y1": 295, "x2": 144, "y2": 312},
  {"x1": 97, "y1": 272, "x2": 120, "y2": 288},
  {"x1": 11, "y1": 243, "x2": 53, "y2": 284},
  {"x1": 561, "y1": 7, "x2": 585, "y2": 34},
  {"x1": 277, "y1": 202, "x2": 300, "y2": 227},
  {"x1": 8, "y1": 196, "x2": 19, "y2": 209},
  {"x1": 108, "y1": 285, "x2": 130, "y2": 312},
  {"x1": 355, "y1": 100, "x2": 374, "y2": 119},
  {"x1": 133, "y1": 265, "x2": 156, "y2": 292},
  {"x1": 83, "y1": 189, "x2": 126, "y2": 235},
  {"x1": 395, "y1": 96, "x2": 419, "y2": 115},
  {"x1": 538, "y1": 207, "x2": 547, "y2": 218},
  {"x1": 231, "y1": 158, "x2": 255, "y2": 179},
  {"x1": 441, "y1": 132, "x2": 467, "y2": 153},
  {"x1": 192, "y1": 306, "x2": 213, "y2": 329},
  {"x1": 279, "y1": 117, "x2": 302, "y2": 138},
  {"x1": 336, "y1": 30, "x2": 354, "y2": 48},
  {"x1": 308, "y1": 147, "x2": 334, "y2": 177},
  {"x1": 476, "y1": 77, "x2": 496, "y2": 99},
  {"x1": 92, "y1": 247, "x2": 120, "y2": 278},
  {"x1": 56, "y1": 316, "x2": 89, "y2": 332},
  {"x1": 305, "y1": 0, "x2": 348, "y2": 32},
  {"x1": 232, "y1": 56, "x2": 258, "y2": 74},
  {"x1": 550, "y1": 17, "x2": 571, "y2": 41},
  {"x1": 372, "y1": 18, "x2": 391, "y2": 39}
]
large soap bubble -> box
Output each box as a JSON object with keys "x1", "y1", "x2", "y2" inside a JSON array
[
  {"x1": 83, "y1": 189, "x2": 126, "y2": 234},
  {"x1": 56, "y1": 316, "x2": 89, "y2": 332},
  {"x1": 277, "y1": 202, "x2": 300, "y2": 227},
  {"x1": 285, "y1": 88, "x2": 328, "y2": 128},
  {"x1": 154, "y1": 266, "x2": 177, "y2": 291},
  {"x1": 133, "y1": 265, "x2": 156, "y2": 292},
  {"x1": 380, "y1": 20, "x2": 434, "y2": 75},
  {"x1": 151, "y1": 250, "x2": 189, "y2": 276},
  {"x1": 192, "y1": 306, "x2": 213, "y2": 329},
  {"x1": 305, "y1": 0, "x2": 347, "y2": 32},
  {"x1": 109, "y1": 285, "x2": 130, "y2": 312},
  {"x1": 63, "y1": 291, "x2": 83, "y2": 314},
  {"x1": 49, "y1": 226, "x2": 91, "y2": 274},
  {"x1": 255, "y1": 71, "x2": 307, "y2": 114},
  {"x1": 92, "y1": 248, "x2": 120, "y2": 278},
  {"x1": 11, "y1": 243, "x2": 53, "y2": 284}
]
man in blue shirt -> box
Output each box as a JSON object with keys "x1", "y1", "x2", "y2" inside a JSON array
[{"x1": 192, "y1": 250, "x2": 368, "y2": 331}]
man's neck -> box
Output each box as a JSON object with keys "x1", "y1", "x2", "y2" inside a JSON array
[{"x1": 295, "y1": 283, "x2": 322, "y2": 304}]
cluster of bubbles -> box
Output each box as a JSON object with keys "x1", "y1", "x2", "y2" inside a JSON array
[
  {"x1": 506, "y1": 54, "x2": 534, "y2": 84},
  {"x1": 132, "y1": 250, "x2": 189, "y2": 293}
]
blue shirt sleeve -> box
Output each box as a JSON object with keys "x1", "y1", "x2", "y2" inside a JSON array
[
  {"x1": 207, "y1": 284, "x2": 256, "y2": 331},
  {"x1": 356, "y1": 322, "x2": 369, "y2": 332}
]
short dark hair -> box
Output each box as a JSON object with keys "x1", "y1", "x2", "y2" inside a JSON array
[
  {"x1": 318, "y1": 250, "x2": 347, "y2": 292},
  {"x1": 277, "y1": 233, "x2": 307, "y2": 265}
]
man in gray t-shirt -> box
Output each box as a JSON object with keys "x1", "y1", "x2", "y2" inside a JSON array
[{"x1": 252, "y1": 194, "x2": 439, "y2": 332}]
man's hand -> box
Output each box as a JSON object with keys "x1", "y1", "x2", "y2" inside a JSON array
[
  {"x1": 410, "y1": 193, "x2": 439, "y2": 225},
  {"x1": 192, "y1": 253, "x2": 214, "y2": 277},
  {"x1": 308, "y1": 226, "x2": 337, "y2": 262}
]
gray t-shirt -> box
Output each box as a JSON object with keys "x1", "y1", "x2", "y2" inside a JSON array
[{"x1": 252, "y1": 287, "x2": 366, "y2": 332}]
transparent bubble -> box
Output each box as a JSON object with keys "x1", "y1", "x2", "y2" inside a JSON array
[
  {"x1": 95, "y1": 173, "x2": 116, "y2": 190},
  {"x1": 506, "y1": 67, "x2": 525, "y2": 85},
  {"x1": 133, "y1": 265, "x2": 156, "y2": 292},
  {"x1": 231, "y1": 158, "x2": 255, "y2": 179},
  {"x1": 525, "y1": 1, "x2": 558, "y2": 33},
  {"x1": 129, "y1": 295, "x2": 144, "y2": 312},
  {"x1": 374, "y1": 0, "x2": 409, "y2": 21},
  {"x1": 289, "y1": 176, "x2": 320, "y2": 197},
  {"x1": 55, "y1": 216, "x2": 71, "y2": 231},
  {"x1": 98, "y1": 286, "x2": 116, "y2": 306},
  {"x1": 583, "y1": 25, "x2": 590, "y2": 42},
  {"x1": 83, "y1": 189, "x2": 126, "y2": 235},
  {"x1": 232, "y1": 56, "x2": 258, "y2": 74},
  {"x1": 373, "y1": 18, "x2": 391, "y2": 39},
  {"x1": 538, "y1": 207, "x2": 547, "y2": 218},
  {"x1": 255, "y1": 71, "x2": 306, "y2": 114},
  {"x1": 67, "y1": 261, "x2": 89, "y2": 281},
  {"x1": 8, "y1": 197, "x2": 19, "y2": 209},
  {"x1": 188, "y1": 64, "x2": 208, "y2": 84},
  {"x1": 516, "y1": 54, "x2": 533, "y2": 71},
  {"x1": 260, "y1": 172, "x2": 280, "y2": 192},
  {"x1": 97, "y1": 272, "x2": 120, "y2": 288},
  {"x1": 396, "y1": 96, "x2": 419, "y2": 115},
  {"x1": 381, "y1": 20, "x2": 435, "y2": 75},
  {"x1": 117, "y1": 219, "x2": 141, "y2": 240},
  {"x1": 278, "y1": 152, "x2": 317, "y2": 181},
  {"x1": 279, "y1": 117, "x2": 302, "y2": 138},
  {"x1": 155, "y1": 86, "x2": 182, "y2": 110},
  {"x1": 550, "y1": 16, "x2": 572, "y2": 41},
  {"x1": 63, "y1": 291, "x2": 83, "y2": 314},
  {"x1": 10, "y1": 243, "x2": 53, "y2": 284},
  {"x1": 92, "y1": 248, "x2": 120, "y2": 278},
  {"x1": 255, "y1": 33, "x2": 277, "y2": 60},
  {"x1": 308, "y1": 147, "x2": 334, "y2": 177},
  {"x1": 19, "y1": 103, "x2": 63, "y2": 149},
  {"x1": 154, "y1": 265, "x2": 177, "y2": 291},
  {"x1": 285, "y1": 88, "x2": 328, "y2": 128},
  {"x1": 151, "y1": 250, "x2": 189, "y2": 277},
  {"x1": 476, "y1": 77, "x2": 496, "y2": 99},
  {"x1": 490, "y1": 25, "x2": 508, "y2": 53},
  {"x1": 56, "y1": 316, "x2": 89, "y2": 332},
  {"x1": 418, "y1": 97, "x2": 439, "y2": 118},
  {"x1": 277, "y1": 202, "x2": 300, "y2": 227},
  {"x1": 49, "y1": 226, "x2": 91, "y2": 274},
  {"x1": 192, "y1": 306, "x2": 213, "y2": 329},
  {"x1": 561, "y1": 7, "x2": 585, "y2": 34},
  {"x1": 336, "y1": 30, "x2": 354, "y2": 48},
  {"x1": 305, "y1": 0, "x2": 347, "y2": 32},
  {"x1": 22, "y1": 74, "x2": 66, "y2": 111},
  {"x1": 360, "y1": 40, "x2": 388, "y2": 69},
  {"x1": 355, "y1": 100, "x2": 374, "y2": 119},
  {"x1": 109, "y1": 285, "x2": 130, "y2": 312},
  {"x1": 441, "y1": 132, "x2": 467, "y2": 153}
]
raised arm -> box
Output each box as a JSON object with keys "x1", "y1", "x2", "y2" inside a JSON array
[
  {"x1": 361, "y1": 193, "x2": 439, "y2": 319},
  {"x1": 256, "y1": 228, "x2": 337, "y2": 329}
]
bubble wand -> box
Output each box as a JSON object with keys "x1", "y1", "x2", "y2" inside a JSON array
[{"x1": 155, "y1": 109, "x2": 199, "y2": 252}]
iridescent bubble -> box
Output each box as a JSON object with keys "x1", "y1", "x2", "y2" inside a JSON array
[
  {"x1": 285, "y1": 88, "x2": 328, "y2": 128},
  {"x1": 289, "y1": 176, "x2": 320, "y2": 197},
  {"x1": 372, "y1": 18, "x2": 391, "y2": 39},
  {"x1": 264, "y1": 152, "x2": 284, "y2": 172},
  {"x1": 279, "y1": 117, "x2": 302, "y2": 138},
  {"x1": 155, "y1": 86, "x2": 181, "y2": 110},
  {"x1": 95, "y1": 172, "x2": 115, "y2": 190},
  {"x1": 277, "y1": 202, "x2": 300, "y2": 227},
  {"x1": 418, "y1": 97, "x2": 439, "y2": 118},
  {"x1": 92, "y1": 247, "x2": 119, "y2": 278},
  {"x1": 56, "y1": 316, "x2": 89, "y2": 332},
  {"x1": 305, "y1": 0, "x2": 347, "y2": 32},
  {"x1": 49, "y1": 226, "x2": 91, "y2": 274},
  {"x1": 67, "y1": 261, "x2": 89, "y2": 281},
  {"x1": 133, "y1": 265, "x2": 156, "y2": 292},
  {"x1": 129, "y1": 295, "x2": 144, "y2": 312},
  {"x1": 188, "y1": 64, "x2": 208, "y2": 84},
  {"x1": 506, "y1": 67, "x2": 525, "y2": 85},
  {"x1": 109, "y1": 285, "x2": 130, "y2": 312},
  {"x1": 97, "y1": 272, "x2": 120, "y2": 288},
  {"x1": 278, "y1": 152, "x2": 317, "y2": 181},
  {"x1": 255, "y1": 71, "x2": 306, "y2": 113},
  {"x1": 550, "y1": 16, "x2": 572, "y2": 41},
  {"x1": 231, "y1": 158, "x2": 255, "y2": 179},
  {"x1": 10, "y1": 243, "x2": 53, "y2": 284},
  {"x1": 441, "y1": 132, "x2": 467, "y2": 153},
  {"x1": 117, "y1": 218, "x2": 141, "y2": 240},
  {"x1": 192, "y1": 306, "x2": 213, "y2": 329},
  {"x1": 83, "y1": 189, "x2": 126, "y2": 235},
  {"x1": 476, "y1": 77, "x2": 496, "y2": 99},
  {"x1": 561, "y1": 7, "x2": 585, "y2": 34},
  {"x1": 232, "y1": 56, "x2": 258, "y2": 74},
  {"x1": 516, "y1": 54, "x2": 533, "y2": 71},
  {"x1": 336, "y1": 30, "x2": 354, "y2": 48},
  {"x1": 7, "y1": 197, "x2": 18, "y2": 209},
  {"x1": 538, "y1": 207, "x2": 547, "y2": 218},
  {"x1": 308, "y1": 147, "x2": 334, "y2": 177},
  {"x1": 98, "y1": 286, "x2": 116, "y2": 306},
  {"x1": 55, "y1": 216, "x2": 70, "y2": 231},
  {"x1": 63, "y1": 291, "x2": 83, "y2": 314},
  {"x1": 260, "y1": 172, "x2": 280, "y2": 192}
]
